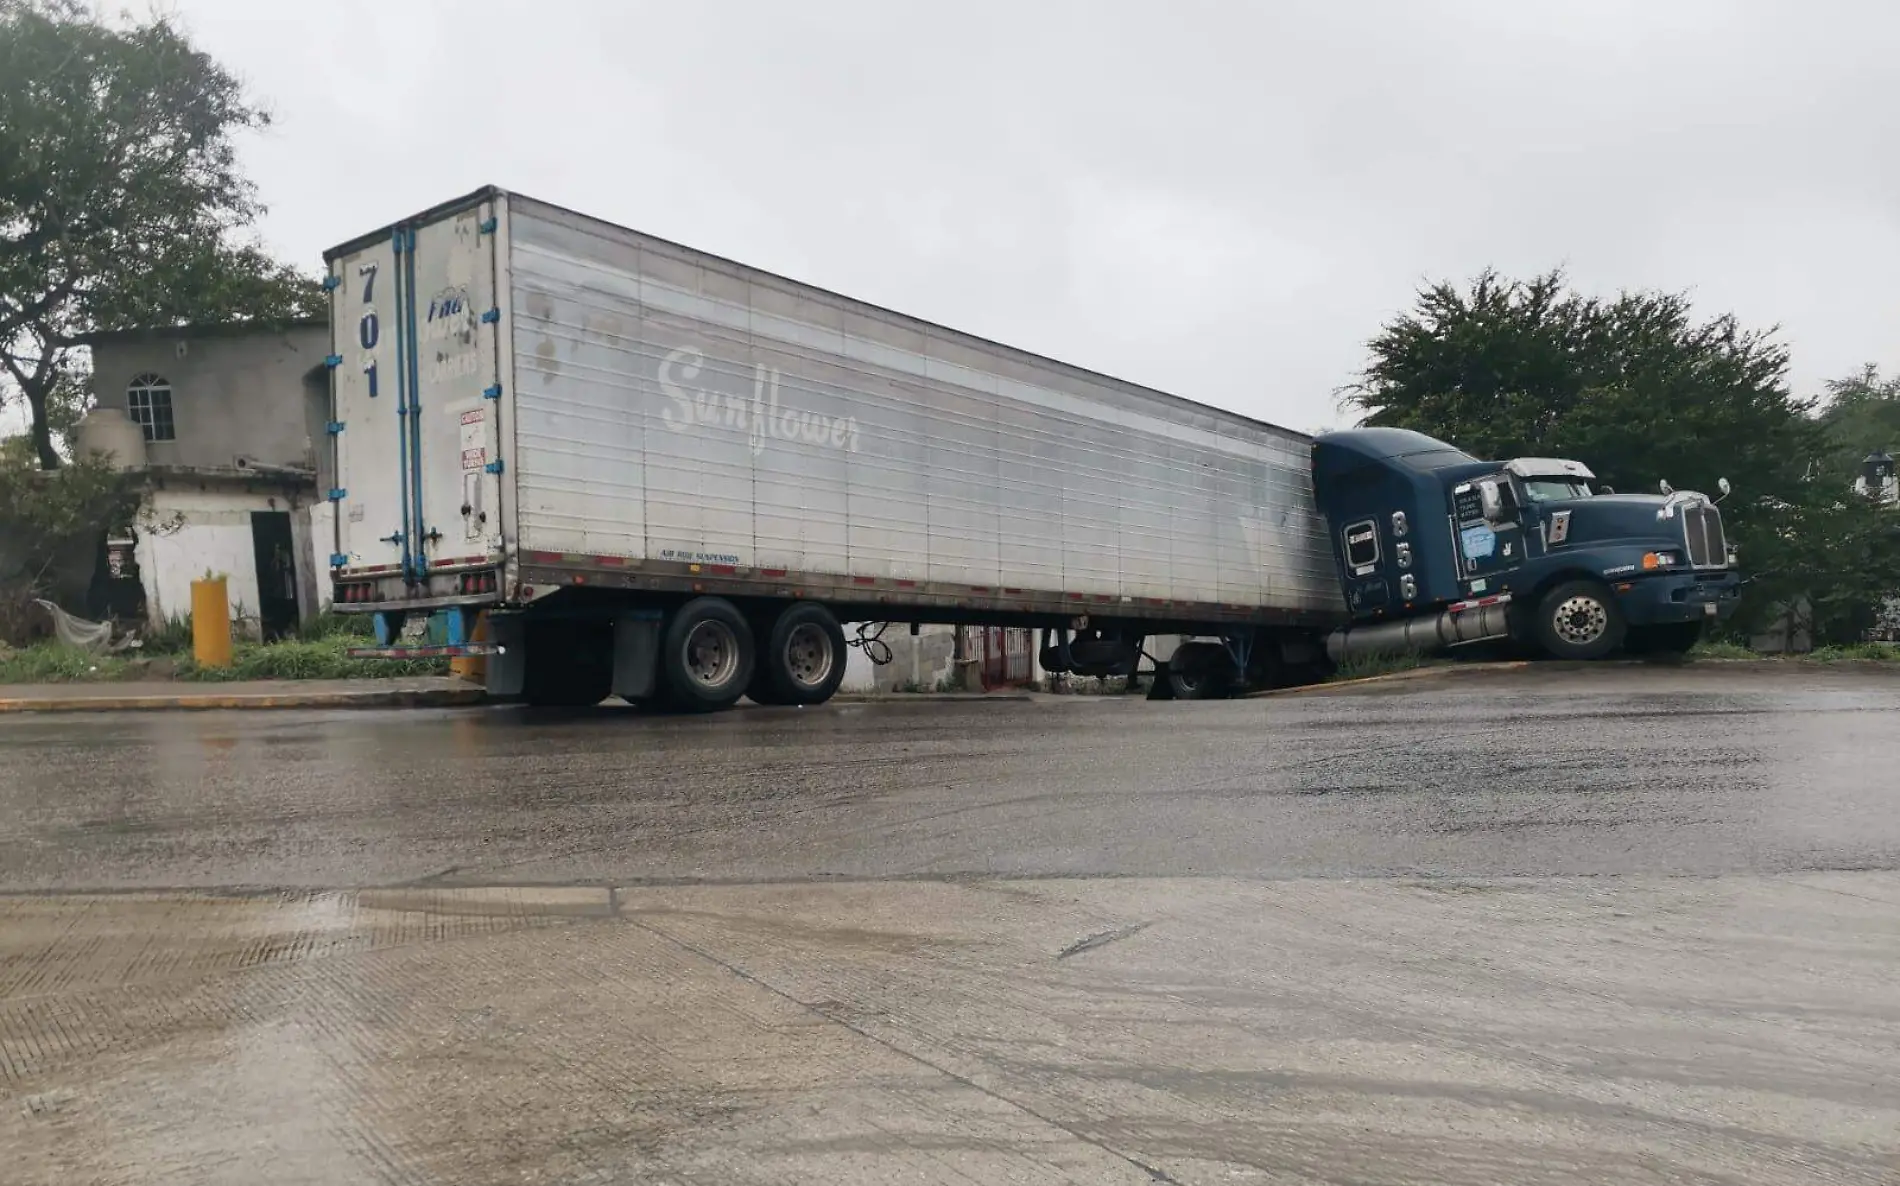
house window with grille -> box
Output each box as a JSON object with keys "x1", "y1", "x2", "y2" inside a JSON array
[{"x1": 126, "y1": 374, "x2": 175, "y2": 442}]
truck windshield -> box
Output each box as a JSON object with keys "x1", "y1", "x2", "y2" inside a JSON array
[{"x1": 1521, "y1": 478, "x2": 1593, "y2": 502}]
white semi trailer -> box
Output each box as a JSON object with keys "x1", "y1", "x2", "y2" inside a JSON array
[{"x1": 322, "y1": 187, "x2": 1347, "y2": 707}]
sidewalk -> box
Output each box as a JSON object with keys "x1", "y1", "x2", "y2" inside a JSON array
[
  {"x1": 0, "y1": 680, "x2": 1037, "y2": 714},
  {"x1": 0, "y1": 677, "x2": 486, "y2": 714}
]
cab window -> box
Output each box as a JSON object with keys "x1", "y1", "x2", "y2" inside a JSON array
[{"x1": 1521, "y1": 478, "x2": 1593, "y2": 502}]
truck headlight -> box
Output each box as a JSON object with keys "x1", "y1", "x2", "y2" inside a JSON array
[{"x1": 1641, "y1": 551, "x2": 1681, "y2": 570}]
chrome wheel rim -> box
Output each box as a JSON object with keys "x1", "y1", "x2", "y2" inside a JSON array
[
  {"x1": 683, "y1": 620, "x2": 740, "y2": 687},
  {"x1": 784, "y1": 622, "x2": 834, "y2": 688},
  {"x1": 1553, "y1": 595, "x2": 1609, "y2": 646}
]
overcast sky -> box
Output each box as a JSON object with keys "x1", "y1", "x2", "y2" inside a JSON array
[{"x1": 11, "y1": 0, "x2": 1899, "y2": 438}]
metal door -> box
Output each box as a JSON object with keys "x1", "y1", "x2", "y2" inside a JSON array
[
  {"x1": 407, "y1": 201, "x2": 506, "y2": 572},
  {"x1": 327, "y1": 234, "x2": 408, "y2": 575}
]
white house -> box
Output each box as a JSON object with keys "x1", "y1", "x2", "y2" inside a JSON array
[{"x1": 72, "y1": 320, "x2": 333, "y2": 639}]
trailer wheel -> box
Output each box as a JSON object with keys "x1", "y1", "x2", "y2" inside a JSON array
[
  {"x1": 758, "y1": 602, "x2": 847, "y2": 705},
  {"x1": 660, "y1": 598, "x2": 755, "y2": 712},
  {"x1": 1534, "y1": 580, "x2": 1625, "y2": 660},
  {"x1": 522, "y1": 620, "x2": 613, "y2": 708},
  {"x1": 1167, "y1": 641, "x2": 1232, "y2": 700}
]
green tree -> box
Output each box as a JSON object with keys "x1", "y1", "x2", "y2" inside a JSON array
[
  {"x1": 1343, "y1": 268, "x2": 1820, "y2": 502},
  {"x1": 0, "y1": 0, "x2": 322, "y2": 469},
  {"x1": 1341, "y1": 268, "x2": 1900, "y2": 646},
  {"x1": 1814, "y1": 364, "x2": 1900, "y2": 487}
]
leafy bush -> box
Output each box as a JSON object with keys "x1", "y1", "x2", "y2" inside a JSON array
[{"x1": 0, "y1": 453, "x2": 155, "y2": 645}]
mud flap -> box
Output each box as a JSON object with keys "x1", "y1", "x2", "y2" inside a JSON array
[
  {"x1": 1145, "y1": 662, "x2": 1176, "y2": 701},
  {"x1": 611, "y1": 616, "x2": 662, "y2": 701},
  {"x1": 484, "y1": 613, "x2": 527, "y2": 698}
]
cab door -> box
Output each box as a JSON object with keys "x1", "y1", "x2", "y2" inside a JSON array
[{"x1": 1450, "y1": 475, "x2": 1525, "y2": 595}]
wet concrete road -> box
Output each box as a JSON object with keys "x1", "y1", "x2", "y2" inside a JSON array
[
  {"x1": 2, "y1": 664, "x2": 1898, "y2": 1184},
  {"x1": 2, "y1": 664, "x2": 1896, "y2": 891}
]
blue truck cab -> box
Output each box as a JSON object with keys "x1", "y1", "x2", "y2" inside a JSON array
[{"x1": 1310, "y1": 427, "x2": 1742, "y2": 659}]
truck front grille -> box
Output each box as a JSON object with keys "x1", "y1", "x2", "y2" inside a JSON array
[{"x1": 1682, "y1": 501, "x2": 1727, "y2": 568}]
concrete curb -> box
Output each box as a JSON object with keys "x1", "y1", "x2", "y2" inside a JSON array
[
  {"x1": 831, "y1": 692, "x2": 1037, "y2": 703},
  {"x1": 0, "y1": 686, "x2": 488, "y2": 714},
  {"x1": 1243, "y1": 661, "x2": 1533, "y2": 698}
]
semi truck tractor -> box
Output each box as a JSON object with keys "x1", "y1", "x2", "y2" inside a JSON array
[
  {"x1": 1311, "y1": 428, "x2": 1742, "y2": 662},
  {"x1": 321, "y1": 187, "x2": 1740, "y2": 706}
]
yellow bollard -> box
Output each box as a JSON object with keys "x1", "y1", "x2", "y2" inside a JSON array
[
  {"x1": 190, "y1": 576, "x2": 233, "y2": 669},
  {"x1": 450, "y1": 610, "x2": 488, "y2": 684}
]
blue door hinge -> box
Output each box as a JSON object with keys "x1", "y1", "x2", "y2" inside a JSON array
[
  {"x1": 324, "y1": 354, "x2": 343, "y2": 368},
  {"x1": 326, "y1": 420, "x2": 346, "y2": 435},
  {"x1": 321, "y1": 275, "x2": 341, "y2": 291},
  {"x1": 328, "y1": 487, "x2": 348, "y2": 502},
  {"x1": 480, "y1": 307, "x2": 501, "y2": 324},
  {"x1": 484, "y1": 459, "x2": 505, "y2": 475},
  {"x1": 483, "y1": 383, "x2": 502, "y2": 400},
  {"x1": 329, "y1": 553, "x2": 349, "y2": 568},
  {"x1": 478, "y1": 216, "x2": 498, "y2": 234}
]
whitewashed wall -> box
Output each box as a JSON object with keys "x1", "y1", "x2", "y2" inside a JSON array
[
  {"x1": 135, "y1": 488, "x2": 331, "y2": 637},
  {"x1": 306, "y1": 500, "x2": 336, "y2": 615},
  {"x1": 839, "y1": 623, "x2": 959, "y2": 692}
]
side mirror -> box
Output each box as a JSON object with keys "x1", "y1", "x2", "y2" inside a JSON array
[
  {"x1": 1478, "y1": 479, "x2": 1506, "y2": 524},
  {"x1": 1599, "y1": 484, "x2": 1615, "y2": 495},
  {"x1": 1716, "y1": 477, "x2": 1732, "y2": 503},
  {"x1": 1659, "y1": 479, "x2": 1674, "y2": 496}
]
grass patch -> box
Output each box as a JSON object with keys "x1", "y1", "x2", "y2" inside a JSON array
[
  {"x1": 1327, "y1": 651, "x2": 1443, "y2": 682},
  {"x1": 179, "y1": 635, "x2": 446, "y2": 682},
  {"x1": 0, "y1": 634, "x2": 447, "y2": 684},
  {"x1": 1689, "y1": 639, "x2": 1900, "y2": 663},
  {"x1": 1808, "y1": 642, "x2": 1900, "y2": 663},
  {"x1": 0, "y1": 643, "x2": 133, "y2": 684}
]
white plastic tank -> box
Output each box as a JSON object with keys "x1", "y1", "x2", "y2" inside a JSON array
[{"x1": 72, "y1": 406, "x2": 147, "y2": 470}]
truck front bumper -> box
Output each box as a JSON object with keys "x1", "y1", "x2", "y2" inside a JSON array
[{"x1": 1612, "y1": 570, "x2": 1742, "y2": 626}]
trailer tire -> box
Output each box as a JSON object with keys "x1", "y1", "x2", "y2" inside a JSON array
[
  {"x1": 758, "y1": 602, "x2": 847, "y2": 706},
  {"x1": 1533, "y1": 580, "x2": 1625, "y2": 660},
  {"x1": 522, "y1": 621, "x2": 613, "y2": 708},
  {"x1": 744, "y1": 673, "x2": 789, "y2": 705},
  {"x1": 660, "y1": 598, "x2": 755, "y2": 712},
  {"x1": 1167, "y1": 641, "x2": 1232, "y2": 700}
]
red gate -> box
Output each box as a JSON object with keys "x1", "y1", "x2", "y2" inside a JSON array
[{"x1": 973, "y1": 626, "x2": 1033, "y2": 689}]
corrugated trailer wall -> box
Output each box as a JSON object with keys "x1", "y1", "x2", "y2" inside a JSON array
[{"x1": 502, "y1": 196, "x2": 1341, "y2": 618}]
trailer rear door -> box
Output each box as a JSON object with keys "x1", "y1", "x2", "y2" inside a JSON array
[
  {"x1": 327, "y1": 234, "x2": 408, "y2": 576},
  {"x1": 408, "y1": 200, "x2": 507, "y2": 571},
  {"x1": 327, "y1": 196, "x2": 507, "y2": 582}
]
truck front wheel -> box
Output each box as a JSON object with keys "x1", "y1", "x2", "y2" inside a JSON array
[
  {"x1": 1533, "y1": 580, "x2": 1625, "y2": 660},
  {"x1": 660, "y1": 598, "x2": 755, "y2": 712}
]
